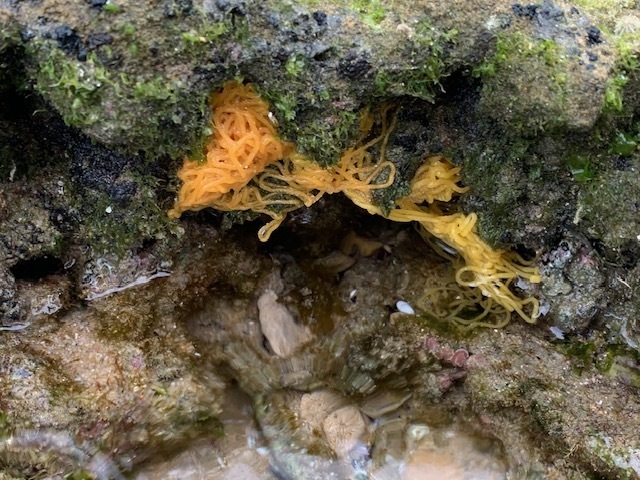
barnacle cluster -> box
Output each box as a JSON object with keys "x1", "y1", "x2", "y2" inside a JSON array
[{"x1": 170, "y1": 82, "x2": 540, "y2": 327}]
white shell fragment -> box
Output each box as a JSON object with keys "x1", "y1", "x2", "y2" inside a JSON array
[
  {"x1": 257, "y1": 289, "x2": 312, "y2": 358},
  {"x1": 396, "y1": 300, "x2": 415, "y2": 315},
  {"x1": 549, "y1": 326, "x2": 565, "y2": 340}
]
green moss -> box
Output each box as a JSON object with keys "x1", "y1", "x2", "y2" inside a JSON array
[
  {"x1": 474, "y1": 31, "x2": 571, "y2": 133},
  {"x1": 121, "y1": 23, "x2": 136, "y2": 36},
  {"x1": 181, "y1": 21, "x2": 229, "y2": 47},
  {"x1": 271, "y1": 92, "x2": 298, "y2": 122},
  {"x1": 474, "y1": 33, "x2": 563, "y2": 77},
  {"x1": 131, "y1": 77, "x2": 178, "y2": 102},
  {"x1": 294, "y1": 109, "x2": 359, "y2": 166},
  {"x1": 604, "y1": 74, "x2": 628, "y2": 112},
  {"x1": 349, "y1": 0, "x2": 387, "y2": 27},
  {"x1": 374, "y1": 23, "x2": 457, "y2": 102},
  {"x1": 102, "y1": 2, "x2": 123, "y2": 13},
  {"x1": 600, "y1": 28, "x2": 640, "y2": 115},
  {"x1": 25, "y1": 0, "x2": 249, "y2": 158},
  {"x1": 558, "y1": 339, "x2": 598, "y2": 373},
  {"x1": 565, "y1": 154, "x2": 595, "y2": 182},
  {"x1": 30, "y1": 41, "x2": 210, "y2": 157},
  {"x1": 285, "y1": 53, "x2": 306, "y2": 78},
  {"x1": 610, "y1": 131, "x2": 638, "y2": 156},
  {"x1": 614, "y1": 33, "x2": 640, "y2": 72},
  {"x1": 260, "y1": 84, "x2": 361, "y2": 165},
  {"x1": 77, "y1": 174, "x2": 182, "y2": 258},
  {"x1": 35, "y1": 49, "x2": 110, "y2": 126}
]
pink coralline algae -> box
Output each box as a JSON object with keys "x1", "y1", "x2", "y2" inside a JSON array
[
  {"x1": 423, "y1": 336, "x2": 482, "y2": 392},
  {"x1": 423, "y1": 336, "x2": 477, "y2": 368}
]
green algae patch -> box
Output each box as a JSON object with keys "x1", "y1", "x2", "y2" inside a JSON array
[
  {"x1": 373, "y1": 22, "x2": 457, "y2": 102},
  {"x1": 587, "y1": 434, "x2": 640, "y2": 480},
  {"x1": 255, "y1": 68, "x2": 363, "y2": 166},
  {"x1": 474, "y1": 31, "x2": 573, "y2": 134},
  {"x1": 610, "y1": 132, "x2": 638, "y2": 156},
  {"x1": 579, "y1": 156, "x2": 640, "y2": 251},
  {"x1": 564, "y1": 154, "x2": 595, "y2": 182},
  {"x1": 74, "y1": 173, "x2": 183, "y2": 260},
  {"x1": 603, "y1": 32, "x2": 639, "y2": 115},
  {"x1": 30, "y1": 44, "x2": 209, "y2": 158},
  {"x1": 34, "y1": 48, "x2": 110, "y2": 127},
  {"x1": 460, "y1": 141, "x2": 546, "y2": 248}
]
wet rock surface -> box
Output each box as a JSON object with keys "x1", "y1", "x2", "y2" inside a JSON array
[
  {"x1": 0, "y1": 211, "x2": 638, "y2": 478},
  {"x1": 0, "y1": 0, "x2": 639, "y2": 478},
  {"x1": 465, "y1": 325, "x2": 640, "y2": 479}
]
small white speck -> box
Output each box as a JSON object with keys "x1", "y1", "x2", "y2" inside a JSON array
[
  {"x1": 637, "y1": 234, "x2": 640, "y2": 241},
  {"x1": 549, "y1": 325, "x2": 565, "y2": 340},
  {"x1": 105, "y1": 206, "x2": 113, "y2": 214},
  {"x1": 618, "y1": 276, "x2": 631, "y2": 289},
  {"x1": 396, "y1": 300, "x2": 415, "y2": 315},
  {"x1": 538, "y1": 302, "x2": 551, "y2": 317}
]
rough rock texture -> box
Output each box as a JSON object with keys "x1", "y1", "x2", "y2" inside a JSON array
[
  {"x1": 0, "y1": 0, "x2": 639, "y2": 478},
  {"x1": 322, "y1": 405, "x2": 368, "y2": 459},
  {"x1": 0, "y1": 224, "x2": 268, "y2": 477},
  {"x1": 181, "y1": 221, "x2": 640, "y2": 479},
  {"x1": 0, "y1": 0, "x2": 638, "y2": 333},
  {"x1": 465, "y1": 325, "x2": 640, "y2": 479}
]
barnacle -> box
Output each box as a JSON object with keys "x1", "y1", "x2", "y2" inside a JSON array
[{"x1": 170, "y1": 81, "x2": 540, "y2": 327}]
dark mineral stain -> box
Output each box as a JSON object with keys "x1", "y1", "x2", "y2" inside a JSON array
[
  {"x1": 586, "y1": 26, "x2": 603, "y2": 45},
  {"x1": 512, "y1": 3, "x2": 539, "y2": 19},
  {"x1": 52, "y1": 25, "x2": 87, "y2": 61},
  {"x1": 339, "y1": 50, "x2": 371, "y2": 80},
  {"x1": 85, "y1": 0, "x2": 107, "y2": 7},
  {"x1": 313, "y1": 11, "x2": 327, "y2": 26},
  {"x1": 86, "y1": 33, "x2": 113, "y2": 50}
]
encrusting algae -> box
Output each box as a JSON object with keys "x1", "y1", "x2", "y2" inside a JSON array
[{"x1": 169, "y1": 81, "x2": 541, "y2": 328}]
